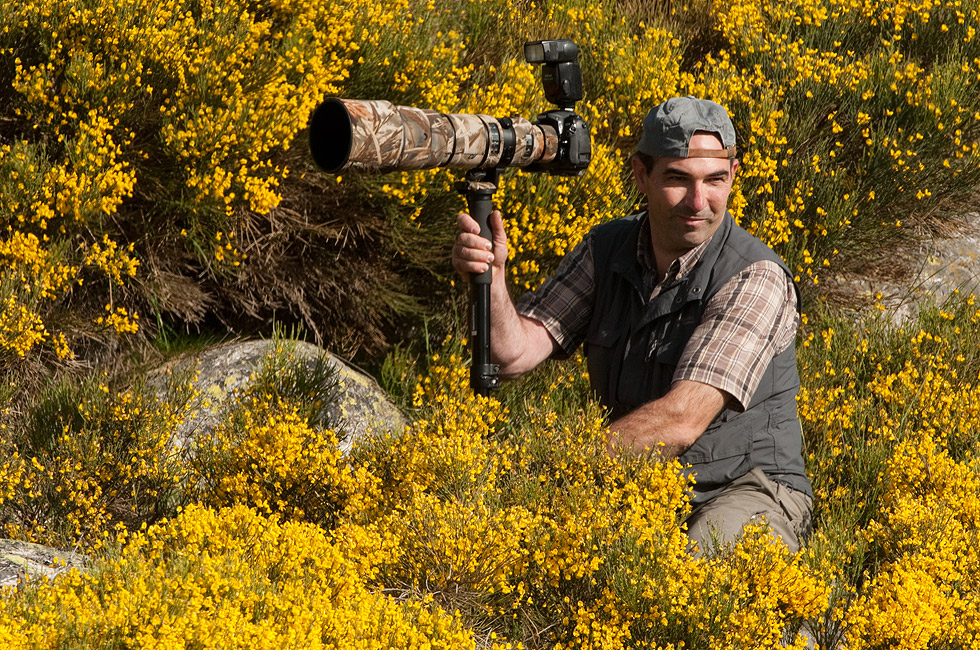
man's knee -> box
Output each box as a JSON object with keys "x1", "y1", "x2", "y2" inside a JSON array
[{"x1": 685, "y1": 468, "x2": 812, "y2": 556}]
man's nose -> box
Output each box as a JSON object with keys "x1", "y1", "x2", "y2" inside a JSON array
[{"x1": 686, "y1": 182, "x2": 708, "y2": 212}]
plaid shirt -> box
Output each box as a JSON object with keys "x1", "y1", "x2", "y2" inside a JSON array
[{"x1": 516, "y1": 214, "x2": 798, "y2": 410}]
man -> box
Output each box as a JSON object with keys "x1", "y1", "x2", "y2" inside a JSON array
[{"x1": 451, "y1": 96, "x2": 812, "y2": 554}]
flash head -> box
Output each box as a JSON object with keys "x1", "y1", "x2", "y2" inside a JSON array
[
  {"x1": 524, "y1": 39, "x2": 583, "y2": 109},
  {"x1": 524, "y1": 39, "x2": 579, "y2": 64}
]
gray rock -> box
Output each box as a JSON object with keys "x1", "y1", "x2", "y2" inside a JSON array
[
  {"x1": 880, "y1": 211, "x2": 980, "y2": 321},
  {"x1": 831, "y1": 211, "x2": 980, "y2": 323},
  {"x1": 0, "y1": 539, "x2": 87, "y2": 588},
  {"x1": 151, "y1": 339, "x2": 407, "y2": 454}
]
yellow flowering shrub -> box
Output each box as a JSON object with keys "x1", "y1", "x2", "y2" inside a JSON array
[
  {"x1": 353, "y1": 339, "x2": 830, "y2": 647},
  {"x1": 192, "y1": 395, "x2": 380, "y2": 527},
  {"x1": 0, "y1": 453, "x2": 25, "y2": 509},
  {"x1": 0, "y1": 377, "x2": 190, "y2": 550},
  {"x1": 678, "y1": 528, "x2": 828, "y2": 649},
  {"x1": 0, "y1": 505, "x2": 493, "y2": 650},
  {"x1": 703, "y1": 0, "x2": 980, "y2": 288},
  {"x1": 4, "y1": 295, "x2": 980, "y2": 647},
  {"x1": 843, "y1": 429, "x2": 980, "y2": 648},
  {"x1": 796, "y1": 292, "x2": 980, "y2": 647},
  {"x1": 0, "y1": 0, "x2": 362, "y2": 366}
]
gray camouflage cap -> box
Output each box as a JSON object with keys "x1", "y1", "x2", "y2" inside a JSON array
[{"x1": 637, "y1": 96, "x2": 737, "y2": 159}]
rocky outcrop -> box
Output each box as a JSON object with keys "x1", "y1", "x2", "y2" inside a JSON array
[
  {"x1": 0, "y1": 539, "x2": 87, "y2": 588},
  {"x1": 152, "y1": 339, "x2": 407, "y2": 454}
]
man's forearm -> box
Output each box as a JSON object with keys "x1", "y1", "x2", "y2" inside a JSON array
[
  {"x1": 487, "y1": 275, "x2": 555, "y2": 377},
  {"x1": 607, "y1": 380, "x2": 728, "y2": 457}
]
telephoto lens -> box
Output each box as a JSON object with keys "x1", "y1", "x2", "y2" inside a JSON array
[{"x1": 308, "y1": 98, "x2": 558, "y2": 173}]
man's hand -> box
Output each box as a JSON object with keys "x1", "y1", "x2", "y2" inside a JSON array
[
  {"x1": 452, "y1": 210, "x2": 508, "y2": 282},
  {"x1": 449, "y1": 208, "x2": 555, "y2": 377}
]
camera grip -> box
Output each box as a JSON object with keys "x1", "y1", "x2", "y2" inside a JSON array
[{"x1": 467, "y1": 191, "x2": 495, "y2": 286}]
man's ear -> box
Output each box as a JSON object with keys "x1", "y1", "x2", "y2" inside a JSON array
[{"x1": 630, "y1": 155, "x2": 650, "y2": 194}]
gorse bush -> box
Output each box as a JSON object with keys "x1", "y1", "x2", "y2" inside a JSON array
[
  {"x1": 4, "y1": 301, "x2": 980, "y2": 647},
  {"x1": 1, "y1": 340, "x2": 830, "y2": 647},
  {"x1": 0, "y1": 375, "x2": 189, "y2": 550},
  {"x1": 0, "y1": 505, "x2": 491, "y2": 649},
  {"x1": 0, "y1": 0, "x2": 363, "y2": 369},
  {"x1": 191, "y1": 393, "x2": 380, "y2": 526},
  {"x1": 711, "y1": 0, "x2": 980, "y2": 284},
  {"x1": 0, "y1": 331, "x2": 380, "y2": 548},
  {"x1": 2, "y1": 0, "x2": 980, "y2": 648},
  {"x1": 797, "y1": 294, "x2": 980, "y2": 648}
]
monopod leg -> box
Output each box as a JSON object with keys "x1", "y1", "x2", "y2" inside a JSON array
[{"x1": 456, "y1": 169, "x2": 501, "y2": 396}]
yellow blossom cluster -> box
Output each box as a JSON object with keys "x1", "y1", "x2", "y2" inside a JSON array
[
  {"x1": 797, "y1": 292, "x2": 980, "y2": 645},
  {"x1": 191, "y1": 395, "x2": 380, "y2": 526},
  {"x1": 0, "y1": 102, "x2": 139, "y2": 359},
  {"x1": 845, "y1": 433, "x2": 980, "y2": 647},
  {"x1": 0, "y1": 453, "x2": 25, "y2": 509},
  {"x1": 94, "y1": 305, "x2": 139, "y2": 335},
  {"x1": 0, "y1": 379, "x2": 190, "y2": 550}
]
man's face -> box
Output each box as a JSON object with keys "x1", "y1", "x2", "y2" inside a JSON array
[{"x1": 632, "y1": 132, "x2": 738, "y2": 261}]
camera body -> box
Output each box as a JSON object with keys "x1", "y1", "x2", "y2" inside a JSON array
[{"x1": 308, "y1": 39, "x2": 591, "y2": 177}]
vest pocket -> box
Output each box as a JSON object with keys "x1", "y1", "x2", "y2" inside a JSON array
[
  {"x1": 647, "y1": 302, "x2": 699, "y2": 365},
  {"x1": 681, "y1": 410, "x2": 756, "y2": 465},
  {"x1": 585, "y1": 326, "x2": 622, "y2": 411}
]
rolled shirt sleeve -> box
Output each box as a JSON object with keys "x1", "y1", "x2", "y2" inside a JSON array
[
  {"x1": 672, "y1": 259, "x2": 799, "y2": 410},
  {"x1": 515, "y1": 230, "x2": 799, "y2": 412},
  {"x1": 515, "y1": 234, "x2": 597, "y2": 359}
]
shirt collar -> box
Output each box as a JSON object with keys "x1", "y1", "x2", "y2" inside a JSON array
[{"x1": 635, "y1": 211, "x2": 713, "y2": 289}]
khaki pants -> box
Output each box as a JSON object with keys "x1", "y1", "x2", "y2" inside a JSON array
[{"x1": 685, "y1": 467, "x2": 813, "y2": 556}]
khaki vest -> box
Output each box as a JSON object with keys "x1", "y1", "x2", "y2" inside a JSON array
[{"x1": 585, "y1": 212, "x2": 812, "y2": 503}]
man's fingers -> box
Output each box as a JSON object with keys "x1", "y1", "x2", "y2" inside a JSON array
[
  {"x1": 453, "y1": 210, "x2": 505, "y2": 280},
  {"x1": 456, "y1": 231, "x2": 493, "y2": 252},
  {"x1": 453, "y1": 240, "x2": 493, "y2": 263},
  {"x1": 456, "y1": 211, "x2": 481, "y2": 234},
  {"x1": 459, "y1": 210, "x2": 505, "y2": 239},
  {"x1": 489, "y1": 210, "x2": 507, "y2": 244}
]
